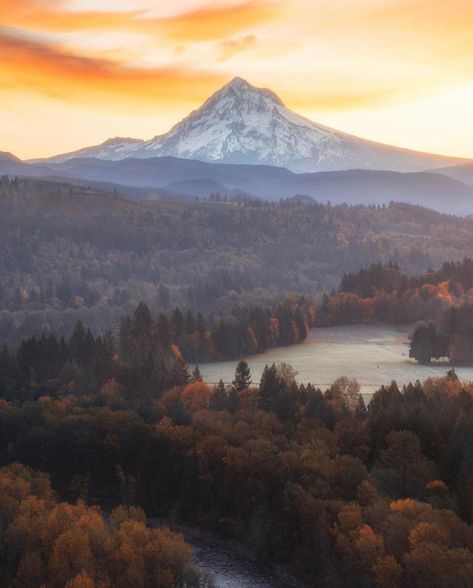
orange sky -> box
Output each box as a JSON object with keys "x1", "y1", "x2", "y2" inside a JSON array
[{"x1": 1, "y1": 0, "x2": 473, "y2": 160}]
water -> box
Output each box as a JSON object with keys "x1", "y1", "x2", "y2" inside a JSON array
[
  {"x1": 198, "y1": 324, "x2": 473, "y2": 397},
  {"x1": 151, "y1": 518, "x2": 304, "y2": 588}
]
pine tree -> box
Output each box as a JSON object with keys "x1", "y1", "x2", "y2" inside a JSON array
[
  {"x1": 232, "y1": 360, "x2": 252, "y2": 393},
  {"x1": 157, "y1": 314, "x2": 171, "y2": 348},
  {"x1": 259, "y1": 363, "x2": 280, "y2": 410},
  {"x1": 191, "y1": 364, "x2": 203, "y2": 382},
  {"x1": 69, "y1": 321, "x2": 87, "y2": 365},
  {"x1": 196, "y1": 311, "x2": 207, "y2": 358},
  {"x1": 294, "y1": 309, "x2": 307, "y2": 342},
  {"x1": 409, "y1": 322, "x2": 435, "y2": 363},
  {"x1": 185, "y1": 310, "x2": 195, "y2": 335},
  {"x1": 210, "y1": 379, "x2": 228, "y2": 411},
  {"x1": 171, "y1": 308, "x2": 185, "y2": 340},
  {"x1": 118, "y1": 316, "x2": 133, "y2": 362},
  {"x1": 171, "y1": 356, "x2": 190, "y2": 386},
  {"x1": 355, "y1": 395, "x2": 368, "y2": 418},
  {"x1": 133, "y1": 303, "x2": 153, "y2": 337}
]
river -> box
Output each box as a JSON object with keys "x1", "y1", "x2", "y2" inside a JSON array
[
  {"x1": 151, "y1": 518, "x2": 305, "y2": 588},
  {"x1": 197, "y1": 324, "x2": 473, "y2": 397}
]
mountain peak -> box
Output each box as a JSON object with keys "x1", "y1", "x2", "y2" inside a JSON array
[
  {"x1": 218, "y1": 77, "x2": 285, "y2": 107},
  {"x1": 227, "y1": 76, "x2": 252, "y2": 89}
]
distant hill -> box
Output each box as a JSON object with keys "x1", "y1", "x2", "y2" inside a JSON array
[
  {"x1": 3, "y1": 152, "x2": 473, "y2": 214},
  {"x1": 0, "y1": 155, "x2": 53, "y2": 177},
  {"x1": 0, "y1": 151, "x2": 21, "y2": 162},
  {"x1": 431, "y1": 163, "x2": 473, "y2": 188},
  {"x1": 38, "y1": 156, "x2": 473, "y2": 215},
  {"x1": 161, "y1": 178, "x2": 242, "y2": 198}
]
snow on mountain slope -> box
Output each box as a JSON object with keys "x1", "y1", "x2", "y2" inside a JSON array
[
  {"x1": 38, "y1": 78, "x2": 470, "y2": 172},
  {"x1": 41, "y1": 138, "x2": 145, "y2": 165}
]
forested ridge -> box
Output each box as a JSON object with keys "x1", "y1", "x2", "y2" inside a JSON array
[{"x1": 2, "y1": 177, "x2": 473, "y2": 343}]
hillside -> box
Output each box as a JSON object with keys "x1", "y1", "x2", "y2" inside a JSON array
[
  {"x1": 432, "y1": 163, "x2": 473, "y2": 188},
  {"x1": 2, "y1": 177, "x2": 473, "y2": 341}
]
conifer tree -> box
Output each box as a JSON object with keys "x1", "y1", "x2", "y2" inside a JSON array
[
  {"x1": 191, "y1": 364, "x2": 203, "y2": 382},
  {"x1": 232, "y1": 360, "x2": 252, "y2": 393},
  {"x1": 171, "y1": 356, "x2": 190, "y2": 386},
  {"x1": 355, "y1": 394, "x2": 368, "y2": 418},
  {"x1": 210, "y1": 379, "x2": 228, "y2": 411},
  {"x1": 157, "y1": 314, "x2": 171, "y2": 348},
  {"x1": 171, "y1": 308, "x2": 185, "y2": 340}
]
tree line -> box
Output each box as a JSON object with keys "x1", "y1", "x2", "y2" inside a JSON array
[{"x1": 0, "y1": 297, "x2": 314, "y2": 407}]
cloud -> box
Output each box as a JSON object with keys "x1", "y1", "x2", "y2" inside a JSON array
[
  {"x1": 0, "y1": 0, "x2": 145, "y2": 33},
  {"x1": 158, "y1": 2, "x2": 279, "y2": 41},
  {"x1": 0, "y1": 0, "x2": 280, "y2": 41},
  {"x1": 0, "y1": 29, "x2": 225, "y2": 105},
  {"x1": 218, "y1": 34, "x2": 257, "y2": 60}
]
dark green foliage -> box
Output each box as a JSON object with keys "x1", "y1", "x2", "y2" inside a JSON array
[
  {"x1": 410, "y1": 306, "x2": 473, "y2": 364},
  {"x1": 232, "y1": 360, "x2": 252, "y2": 392},
  {"x1": 340, "y1": 259, "x2": 473, "y2": 298},
  {"x1": 190, "y1": 364, "x2": 203, "y2": 382},
  {"x1": 339, "y1": 261, "x2": 401, "y2": 297},
  {"x1": 409, "y1": 321, "x2": 437, "y2": 362}
]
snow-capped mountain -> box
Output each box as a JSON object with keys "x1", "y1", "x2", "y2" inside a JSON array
[{"x1": 39, "y1": 78, "x2": 469, "y2": 172}]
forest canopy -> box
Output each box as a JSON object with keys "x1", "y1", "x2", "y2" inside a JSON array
[{"x1": 1, "y1": 334, "x2": 473, "y2": 587}]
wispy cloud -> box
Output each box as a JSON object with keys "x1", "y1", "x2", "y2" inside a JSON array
[
  {"x1": 0, "y1": 0, "x2": 280, "y2": 39},
  {"x1": 218, "y1": 34, "x2": 257, "y2": 60},
  {"x1": 157, "y1": 2, "x2": 279, "y2": 41},
  {"x1": 0, "y1": 29, "x2": 225, "y2": 104}
]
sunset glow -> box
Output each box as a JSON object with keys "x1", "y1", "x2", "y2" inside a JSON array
[{"x1": 2, "y1": 0, "x2": 473, "y2": 159}]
